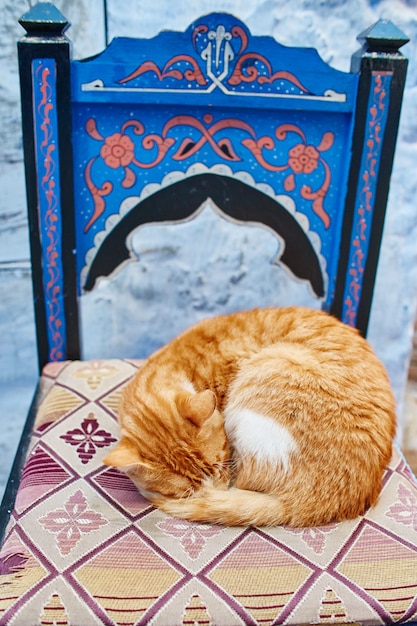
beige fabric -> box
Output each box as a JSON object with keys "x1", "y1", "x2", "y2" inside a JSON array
[{"x1": 1, "y1": 359, "x2": 417, "y2": 625}]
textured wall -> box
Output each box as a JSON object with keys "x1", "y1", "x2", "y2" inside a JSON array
[{"x1": 0, "y1": 0, "x2": 416, "y2": 493}]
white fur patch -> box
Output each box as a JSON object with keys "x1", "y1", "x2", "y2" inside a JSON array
[
  {"x1": 224, "y1": 407, "x2": 297, "y2": 471},
  {"x1": 182, "y1": 380, "x2": 196, "y2": 394}
]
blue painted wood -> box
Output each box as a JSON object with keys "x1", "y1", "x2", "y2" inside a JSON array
[
  {"x1": 31, "y1": 58, "x2": 67, "y2": 362},
  {"x1": 330, "y1": 19, "x2": 408, "y2": 333},
  {"x1": 341, "y1": 71, "x2": 393, "y2": 327},
  {"x1": 72, "y1": 14, "x2": 357, "y2": 112},
  {"x1": 16, "y1": 5, "x2": 409, "y2": 368},
  {"x1": 18, "y1": 2, "x2": 79, "y2": 369},
  {"x1": 70, "y1": 12, "x2": 360, "y2": 309}
]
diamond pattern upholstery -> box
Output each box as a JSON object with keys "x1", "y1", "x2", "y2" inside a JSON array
[{"x1": 1, "y1": 359, "x2": 417, "y2": 625}]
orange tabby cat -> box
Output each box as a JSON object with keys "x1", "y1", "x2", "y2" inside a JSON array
[{"x1": 104, "y1": 307, "x2": 396, "y2": 527}]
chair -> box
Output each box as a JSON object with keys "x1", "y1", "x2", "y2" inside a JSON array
[{"x1": 1, "y1": 3, "x2": 416, "y2": 624}]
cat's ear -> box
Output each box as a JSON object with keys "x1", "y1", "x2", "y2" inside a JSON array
[
  {"x1": 103, "y1": 436, "x2": 142, "y2": 468},
  {"x1": 176, "y1": 389, "x2": 216, "y2": 427}
]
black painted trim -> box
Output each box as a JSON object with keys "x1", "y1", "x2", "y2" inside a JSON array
[
  {"x1": 17, "y1": 37, "x2": 80, "y2": 372},
  {"x1": 330, "y1": 59, "x2": 372, "y2": 331},
  {"x1": 0, "y1": 384, "x2": 42, "y2": 545},
  {"x1": 355, "y1": 57, "x2": 408, "y2": 334},
  {"x1": 84, "y1": 173, "x2": 325, "y2": 299},
  {"x1": 331, "y1": 51, "x2": 408, "y2": 336},
  {"x1": 54, "y1": 46, "x2": 81, "y2": 365},
  {"x1": 18, "y1": 42, "x2": 50, "y2": 371}
]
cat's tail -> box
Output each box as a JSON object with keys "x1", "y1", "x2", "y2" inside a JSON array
[{"x1": 153, "y1": 486, "x2": 294, "y2": 527}]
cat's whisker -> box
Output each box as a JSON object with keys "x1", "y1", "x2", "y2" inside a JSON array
[
  {"x1": 217, "y1": 458, "x2": 238, "y2": 476},
  {"x1": 210, "y1": 461, "x2": 233, "y2": 488},
  {"x1": 218, "y1": 465, "x2": 230, "y2": 479},
  {"x1": 218, "y1": 458, "x2": 237, "y2": 469},
  {"x1": 179, "y1": 485, "x2": 195, "y2": 500}
]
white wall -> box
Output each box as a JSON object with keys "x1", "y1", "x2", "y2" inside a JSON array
[{"x1": 0, "y1": 0, "x2": 416, "y2": 490}]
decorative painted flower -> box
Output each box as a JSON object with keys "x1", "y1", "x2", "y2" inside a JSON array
[
  {"x1": 157, "y1": 517, "x2": 222, "y2": 559},
  {"x1": 100, "y1": 132, "x2": 135, "y2": 169},
  {"x1": 60, "y1": 414, "x2": 117, "y2": 464},
  {"x1": 288, "y1": 143, "x2": 319, "y2": 174},
  {"x1": 39, "y1": 490, "x2": 108, "y2": 555}
]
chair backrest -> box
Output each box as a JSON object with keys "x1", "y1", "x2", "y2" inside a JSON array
[{"x1": 18, "y1": 3, "x2": 408, "y2": 371}]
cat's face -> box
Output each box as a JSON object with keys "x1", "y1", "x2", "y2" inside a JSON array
[{"x1": 103, "y1": 389, "x2": 231, "y2": 500}]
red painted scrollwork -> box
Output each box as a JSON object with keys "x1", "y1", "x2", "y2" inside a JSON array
[
  {"x1": 36, "y1": 62, "x2": 65, "y2": 360},
  {"x1": 228, "y1": 55, "x2": 311, "y2": 92},
  {"x1": 243, "y1": 124, "x2": 333, "y2": 227},
  {"x1": 342, "y1": 72, "x2": 392, "y2": 326},
  {"x1": 118, "y1": 55, "x2": 207, "y2": 86},
  {"x1": 83, "y1": 115, "x2": 334, "y2": 232}
]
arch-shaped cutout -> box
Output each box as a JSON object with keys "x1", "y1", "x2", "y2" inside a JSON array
[{"x1": 83, "y1": 173, "x2": 325, "y2": 298}]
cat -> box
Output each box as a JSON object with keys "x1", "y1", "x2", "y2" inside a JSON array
[{"x1": 103, "y1": 306, "x2": 396, "y2": 527}]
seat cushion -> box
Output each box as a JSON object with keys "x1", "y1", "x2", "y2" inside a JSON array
[{"x1": 1, "y1": 359, "x2": 417, "y2": 625}]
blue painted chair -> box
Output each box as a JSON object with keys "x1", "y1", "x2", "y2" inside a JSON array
[{"x1": 1, "y1": 4, "x2": 417, "y2": 625}]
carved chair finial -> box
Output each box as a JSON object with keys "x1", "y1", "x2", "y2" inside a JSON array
[
  {"x1": 357, "y1": 19, "x2": 409, "y2": 53},
  {"x1": 19, "y1": 2, "x2": 69, "y2": 38}
]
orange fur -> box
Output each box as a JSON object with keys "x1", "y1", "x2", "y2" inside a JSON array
[{"x1": 103, "y1": 307, "x2": 396, "y2": 527}]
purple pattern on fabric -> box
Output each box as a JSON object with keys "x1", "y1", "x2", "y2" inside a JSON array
[
  {"x1": 284, "y1": 523, "x2": 337, "y2": 553},
  {"x1": 157, "y1": 517, "x2": 223, "y2": 559},
  {"x1": 387, "y1": 483, "x2": 417, "y2": 531},
  {"x1": 39, "y1": 489, "x2": 108, "y2": 555},
  {"x1": 60, "y1": 414, "x2": 117, "y2": 464},
  {"x1": 0, "y1": 552, "x2": 28, "y2": 577},
  {"x1": 2, "y1": 360, "x2": 417, "y2": 625}
]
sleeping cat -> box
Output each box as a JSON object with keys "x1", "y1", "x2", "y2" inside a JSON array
[{"x1": 103, "y1": 307, "x2": 396, "y2": 527}]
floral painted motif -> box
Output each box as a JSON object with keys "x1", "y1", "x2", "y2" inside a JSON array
[
  {"x1": 100, "y1": 132, "x2": 135, "y2": 169},
  {"x1": 157, "y1": 517, "x2": 222, "y2": 559},
  {"x1": 83, "y1": 118, "x2": 175, "y2": 232},
  {"x1": 39, "y1": 490, "x2": 108, "y2": 555},
  {"x1": 288, "y1": 143, "x2": 320, "y2": 174},
  {"x1": 60, "y1": 414, "x2": 117, "y2": 464},
  {"x1": 84, "y1": 115, "x2": 334, "y2": 232},
  {"x1": 387, "y1": 483, "x2": 417, "y2": 532}
]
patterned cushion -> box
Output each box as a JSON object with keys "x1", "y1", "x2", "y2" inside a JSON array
[{"x1": 1, "y1": 359, "x2": 417, "y2": 626}]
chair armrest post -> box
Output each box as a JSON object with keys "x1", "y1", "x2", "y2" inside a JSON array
[{"x1": 18, "y1": 2, "x2": 80, "y2": 371}]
